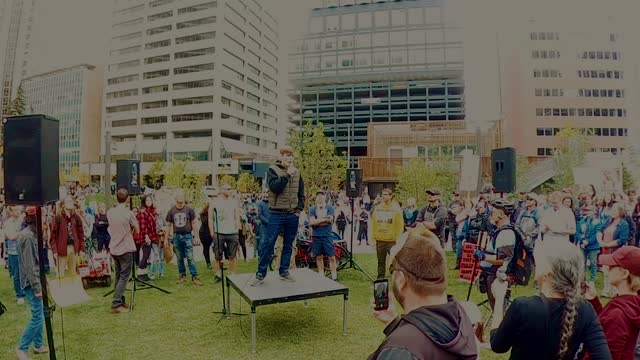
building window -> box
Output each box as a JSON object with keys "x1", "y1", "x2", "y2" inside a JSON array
[
  {"x1": 171, "y1": 112, "x2": 213, "y2": 122},
  {"x1": 358, "y1": 12, "x2": 372, "y2": 28},
  {"x1": 148, "y1": 11, "x2": 173, "y2": 22},
  {"x1": 141, "y1": 116, "x2": 168, "y2": 125},
  {"x1": 108, "y1": 74, "x2": 139, "y2": 85},
  {"x1": 246, "y1": 121, "x2": 260, "y2": 131},
  {"x1": 175, "y1": 47, "x2": 215, "y2": 59},
  {"x1": 142, "y1": 100, "x2": 168, "y2": 109},
  {"x1": 143, "y1": 69, "x2": 170, "y2": 79},
  {"x1": 112, "y1": 31, "x2": 142, "y2": 42},
  {"x1": 145, "y1": 39, "x2": 171, "y2": 49},
  {"x1": 107, "y1": 88, "x2": 138, "y2": 99},
  {"x1": 150, "y1": 0, "x2": 174, "y2": 7},
  {"x1": 143, "y1": 133, "x2": 166, "y2": 140},
  {"x1": 173, "y1": 79, "x2": 214, "y2": 90},
  {"x1": 108, "y1": 60, "x2": 140, "y2": 71},
  {"x1": 142, "y1": 85, "x2": 169, "y2": 94},
  {"x1": 174, "y1": 63, "x2": 215, "y2": 74},
  {"x1": 106, "y1": 104, "x2": 137, "y2": 113},
  {"x1": 247, "y1": 106, "x2": 260, "y2": 117},
  {"x1": 175, "y1": 31, "x2": 215, "y2": 44},
  {"x1": 172, "y1": 96, "x2": 214, "y2": 106},
  {"x1": 177, "y1": 1, "x2": 217, "y2": 15},
  {"x1": 246, "y1": 136, "x2": 260, "y2": 146},
  {"x1": 146, "y1": 25, "x2": 172, "y2": 36},
  {"x1": 110, "y1": 45, "x2": 141, "y2": 57},
  {"x1": 112, "y1": 119, "x2": 137, "y2": 127},
  {"x1": 144, "y1": 54, "x2": 170, "y2": 64},
  {"x1": 176, "y1": 16, "x2": 216, "y2": 29},
  {"x1": 374, "y1": 10, "x2": 389, "y2": 27},
  {"x1": 247, "y1": 92, "x2": 260, "y2": 103}
]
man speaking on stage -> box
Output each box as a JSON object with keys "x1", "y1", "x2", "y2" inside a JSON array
[{"x1": 251, "y1": 145, "x2": 305, "y2": 286}]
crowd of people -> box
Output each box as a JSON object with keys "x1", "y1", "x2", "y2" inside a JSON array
[{"x1": 4, "y1": 140, "x2": 640, "y2": 359}]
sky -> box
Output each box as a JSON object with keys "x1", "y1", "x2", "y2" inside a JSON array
[{"x1": 29, "y1": 0, "x2": 317, "y2": 77}]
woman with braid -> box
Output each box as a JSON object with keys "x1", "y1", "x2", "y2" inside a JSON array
[{"x1": 489, "y1": 240, "x2": 611, "y2": 359}]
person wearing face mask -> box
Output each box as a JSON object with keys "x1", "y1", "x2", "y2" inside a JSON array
[
  {"x1": 369, "y1": 228, "x2": 479, "y2": 360},
  {"x1": 416, "y1": 189, "x2": 448, "y2": 248},
  {"x1": 251, "y1": 146, "x2": 305, "y2": 286}
]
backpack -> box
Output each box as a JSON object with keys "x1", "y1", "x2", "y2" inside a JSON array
[{"x1": 499, "y1": 225, "x2": 535, "y2": 286}]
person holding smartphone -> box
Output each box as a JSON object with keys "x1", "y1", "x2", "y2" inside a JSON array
[
  {"x1": 309, "y1": 190, "x2": 336, "y2": 280},
  {"x1": 369, "y1": 228, "x2": 478, "y2": 360}
]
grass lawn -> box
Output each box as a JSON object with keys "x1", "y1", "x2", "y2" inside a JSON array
[{"x1": 0, "y1": 252, "x2": 603, "y2": 360}]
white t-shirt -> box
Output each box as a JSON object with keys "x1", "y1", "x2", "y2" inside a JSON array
[
  {"x1": 213, "y1": 197, "x2": 239, "y2": 235},
  {"x1": 541, "y1": 206, "x2": 576, "y2": 242}
]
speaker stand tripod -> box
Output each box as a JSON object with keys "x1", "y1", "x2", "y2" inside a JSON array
[{"x1": 339, "y1": 197, "x2": 374, "y2": 281}]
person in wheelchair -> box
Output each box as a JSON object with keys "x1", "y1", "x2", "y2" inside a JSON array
[
  {"x1": 474, "y1": 198, "x2": 516, "y2": 310},
  {"x1": 309, "y1": 190, "x2": 337, "y2": 280}
]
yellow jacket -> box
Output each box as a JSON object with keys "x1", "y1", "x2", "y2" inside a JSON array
[{"x1": 371, "y1": 201, "x2": 404, "y2": 242}]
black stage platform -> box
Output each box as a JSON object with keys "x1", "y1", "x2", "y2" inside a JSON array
[{"x1": 226, "y1": 268, "x2": 349, "y2": 353}]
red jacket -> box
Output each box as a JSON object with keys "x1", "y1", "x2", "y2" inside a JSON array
[
  {"x1": 587, "y1": 294, "x2": 640, "y2": 360},
  {"x1": 50, "y1": 213, "x2": 85, "y2": 256},
  {"x1": 136, "y1": 208, "x2": 159, "y2": 244}
]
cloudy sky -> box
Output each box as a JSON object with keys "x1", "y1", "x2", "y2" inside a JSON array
[{"x1": 29, "y1": 0, "x2": 317, "y2": 77}]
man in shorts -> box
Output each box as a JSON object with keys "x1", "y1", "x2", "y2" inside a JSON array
[
  {"x1": 309, "y1": 191, "x2": 337, "y2": 280},
  {"x1": 209, "y1": 184, "x2": 242, "y2": 284}
]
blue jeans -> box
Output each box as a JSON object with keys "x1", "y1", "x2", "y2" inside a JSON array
[
  {"x1": 256, "y1": 212, "x2": 298, "y2": 278},
  {"x1": 455, "y1": 237, "x2": 465, "y2": 264},
  {"x1": 256, "y1": 223, "x2": 269, "y2": 258},
  {"x1": 173, "y1": 233, "x2": 198, "y2": 278},
  {"x1": 584, "y1": 249, "x2": 599, "y2": 282},
  {"x1": 18, "y1": 287, "x2": 44, "y2": 352},
  {"x1": 8, "y1": 254, "x2": 24, "y2": 299}
]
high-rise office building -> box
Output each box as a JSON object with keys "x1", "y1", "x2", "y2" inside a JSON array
[
  {"x1": 289, "y1": 0, "x2": 465, "y2": 167},
  {"x1": 0, "y1": 0, "x2": 37, "y2": 114},
  {"x1": 102, "y1": 0, "x2": 284, "y2": 177},
  {"x1": 22, "y1": 64, "x2": 103, "y2": 174}
]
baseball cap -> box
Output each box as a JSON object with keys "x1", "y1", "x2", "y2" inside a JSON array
[
  {"x1": 526, "y1": 193, "x2": 539, "y2": 203},
  {"x1": 599, "y1": 247, "x2": 640, "y2": 276},
  {"x1": 425, "y1": 189, "x2": 441, "y2": 196}
]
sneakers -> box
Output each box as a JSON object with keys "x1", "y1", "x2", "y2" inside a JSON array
[
  {"x1": 149, "y1": 274, "x2": 155, "y2": 280},
  {"x1": 250, "y1": 276, "x2": 265, "y2": 287},
  {"x1": 192, "y1": 277, "x2": 204, "y2": 287},
  {"x1": 111, "y1": 306, "x2": 128, "y2": 314},
  {"x1": 137, "y1": 274, "x2": 150, "y2": 282},
  {"x1": 176, "y1": 275, "x2": 187, "y2": 284},
  {"x1": 17, "y1": 297, "x2": 24, "y2": 305},
  {"x1": 15, "y1": 349, "x2": 31, "y2": 360},
  {"x1": 33, "y1": 346, "x2": 49, "y2": 354},
  {"x1": 279, "y1": 273, "x2": 296, "y2": 282},
  {"x1": 212, "y1": 276, "x2": 222, "y2": 284},
  {"x1": 206, "y1": 263, "x2": 213, "y2": 270}
]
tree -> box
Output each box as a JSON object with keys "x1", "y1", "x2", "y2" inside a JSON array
[
  {"x1": 516, "y1": 156, "x2": 532, "y2": 191},
  {"x1": 395, "y1": 157, "x2": 457, "y2": 207},
  {"x1": 549, "y1": 127, "x2": 592, "y2": 191},
  {"x1": 165, "y1": 158, "x2": 207, "y2": 208},
  {"x1": 10, "y1": 86, "x2": 26, "y2": 115},
  {"x1": 147, "y1": 160, "x2": 165, "y2": 188},
  {"x1": 237, "y1": 173, "x2": 260, "y2": 194},
  {"x1": 218, "y1": 174, "x2": 237, "y2": 188},
  {"x1": 623, "y1": 166, "x2": 636, "y2": 192},
  {"x1": 289, "y1": 122, "x2": 348, "y2": 206}
]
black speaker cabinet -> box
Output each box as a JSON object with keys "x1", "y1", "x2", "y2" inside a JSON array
[
  {"x1": 3, "y1": 115, "x2": 60, "y2": 205},
  {"x1": 491, "y1": 147, "x2": 516, "y2": 193},
  {"x1": 116, "y1": 159, "x2": 141, "y2": 195},
  {"x1": 346, "y1": 168, "x2": 362, "y2": 198}
]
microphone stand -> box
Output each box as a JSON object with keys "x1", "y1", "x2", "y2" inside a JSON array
[{"x1": 212, "y1": 207, "x2": 245, "y2": 324}]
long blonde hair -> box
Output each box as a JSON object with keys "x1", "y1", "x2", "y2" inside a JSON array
[{"x1": 534, "y1": 240, "x2": 584, "y2": 359}]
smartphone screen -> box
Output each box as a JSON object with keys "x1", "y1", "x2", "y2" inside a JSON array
[{"x1": 373, "y1": 279, "x2": 389, "y2": 310}]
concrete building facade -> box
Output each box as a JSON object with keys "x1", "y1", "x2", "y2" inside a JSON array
[{"x1": 101, "y1": 0, "x2": 285, "y2": 178}]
